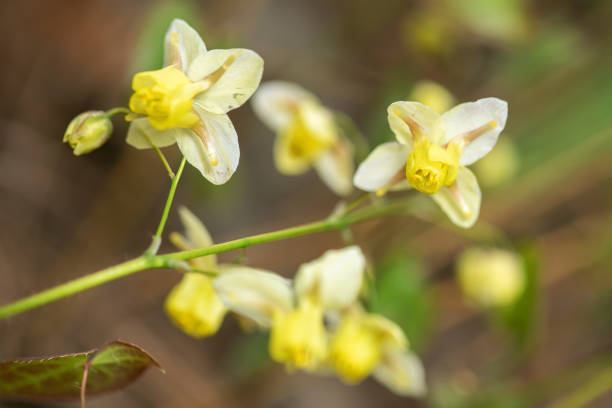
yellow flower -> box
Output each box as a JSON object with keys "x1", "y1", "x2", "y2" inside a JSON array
[
  {"x1": 164, "y1": 207, "x2": 225, "y2": 338},
  {"x1": 472, "y1": 137, "x2": 519, "y2": 188},
  {"x1": 252, "y1": 81, "x2": 354, "y2": 196},
  {"x1": 328, "y1": 310, "x2": 426, "y2": 396},
  {"x1": 457, "y1": 247, "x2": 525, "y2": 307},
  {"x1": 214, "y1": 246, "x2": 366, "y2": 371},
  {"x1": 126, "y1": 19, "x2": 263, "y2": 184},
  {"x1": 63, "y1": 111, "x2": 113, "y2": 155},
  {"x1": 354, "y1": 98, "x2": 508, "y2": 228}
]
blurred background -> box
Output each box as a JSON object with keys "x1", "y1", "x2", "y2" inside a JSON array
[{"x1": 2, "y1": 0, "x2": 612, "y2": 406}]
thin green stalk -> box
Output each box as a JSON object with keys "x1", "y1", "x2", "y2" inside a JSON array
[
  {"x1": 0, "y1": 200, "x2": 411, "y2": 319},
  {"x1": 152, "y1": 145, "x2": 175, "y2": 179},
  {"x1": 105, "y1": 107, "x2": 131, "y2": 118},
  {"x1": 146, "y1": 157, "x2": 187, "y2": 255}
]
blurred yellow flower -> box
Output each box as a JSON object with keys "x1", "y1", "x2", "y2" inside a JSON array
[
  {"x1": 328, "y1": 311, "x2": 426, "y2": 397},
  {"x1": 456, "y1": 247, "x2": 525, "y2": 307},
  {"x1": 252, "y1": 81, "x2": 354, "y2": 196},
  {"x1": 126, "y1": 19, "x2": 263, "y2": 184},
  {"x1": 164, "y1": 207, "x2": 226, "y2": 338},
  {"x1": 354, "y1": 97, "x2": 508, "y2": 228},
  {"x1": 409, "y1": 81, "x2": 455, "y2": 115}
]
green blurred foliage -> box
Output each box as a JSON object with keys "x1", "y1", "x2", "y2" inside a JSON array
[
  {"x1": 368, "y1": 251, "x2": 434, "y2": 352},
  {"x1": 225, "y1": 331, "x2": 271, "y2": 382},
  {"x1": 494, "y1": 244, "x2": 540, "y2": 351}
]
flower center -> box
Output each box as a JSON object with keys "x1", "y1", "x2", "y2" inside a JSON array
[
  {"x1": 406, "y1": 138, "x2": 460, "y2": 194},
  {"x1": 129, "y1": 66, "x2": 208, "y2": 130},
  {"x1": 269, "y1": 299, "x2": 327, "y2": 370},
  {"x1": 282, "y1": 102, "x2": 338, "y2": 163}
]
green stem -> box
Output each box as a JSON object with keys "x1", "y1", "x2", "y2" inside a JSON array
[
  {"x1": 146, "y1": 157, "x2": 187, "y2": 255},
  {"x1": 0, "y1": 199, "x2": 412, "y2": 319},
  {"x1": 105, "y1": 107, "x2": 131, "y2": 118}
]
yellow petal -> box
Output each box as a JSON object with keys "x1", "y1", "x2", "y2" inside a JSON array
[{"x1": 164, "y1": 273, "x2": 226, "y2": 338}]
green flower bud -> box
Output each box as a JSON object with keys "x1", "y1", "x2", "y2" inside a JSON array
[{"x1": 63, "y1": 111, "x2": 113, "y2": 155}]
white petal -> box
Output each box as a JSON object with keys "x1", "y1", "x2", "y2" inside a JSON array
[
  {"x1": 189, "y1": 49, "x2": 264, "y2": 114},
  {"x1": 164, "y1": 19, "x2": 207, "y2": 72},
  {"x1": 295, "y1": 246, "x2": 365, "y2": 310},
  {"x1": 175, "y1": 109, "x2": 239, "y2": 185},
  {"x1": 213, "y1": 267, "x2": 294, "y2": 327},
  {"x1": 432, "y1": 166, "x2": 481, "y2": 228},
  {"x1": 353, "y1": 142, "x2": 410, "y2": 192},
  {"x1": 387, "y1": 101, "x2": 441, "y2": 147},
  {"x1": 373, "y1": 349, "x2": 426, "y2": 397},
  {"x1": 441, "y1": 97, "x2": 508, "y2": 166},
  {"x1": 125, "y1": 118, "x2": 177, "y2": 149},
  {"x1": 251, "y1": 81, "x2": 318, "y2": 131},
  {"x1": 313, "y1": 139, "x2": 354, "y2": 196},
  {"x1": 177, "y1": 207, "x2": 217, "y2": 270}
]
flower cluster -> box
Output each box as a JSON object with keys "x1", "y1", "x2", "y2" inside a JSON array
[
  {"x1": 165, "y1": 211, "x2": 425, "y2": 396},
  {"x1": 63, "y1": 18, "x2": 514, "y2": 398}
]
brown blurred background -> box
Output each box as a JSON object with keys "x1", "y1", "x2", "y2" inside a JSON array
[{"x1": 2, "y1": 0, "x2": 612, "y2": 407}]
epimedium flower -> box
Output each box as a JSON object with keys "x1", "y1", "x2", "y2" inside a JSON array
[
  {"x1": 213, "y1": 246, "x2": 366, "y2": 371},
  {"x1": 126, "y1": 19, "x2": 264, "y2": 184},
  {"x1": 252, "y1": 81, "x2": 354, "y2": 196},
  {"x1": 354, "y1": 97, "x2": 508, "y2": 228},
  {"x1": 164, "y1": 207, "x2": 227, "y2": 337},
  {"x1": 328, "y1": 308, "x2": 426, "y2": 397}
]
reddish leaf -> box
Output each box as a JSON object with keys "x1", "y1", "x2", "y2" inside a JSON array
[{"x1": 0, "y1": 341, "x2": 162, "y2": 402}]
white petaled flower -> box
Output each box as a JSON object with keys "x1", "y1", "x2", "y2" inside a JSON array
[
  {"x1": 354, "y1": 98, "x2": 508, "y2": 228},
  {"x1": 126, "y1": 19, "x2": 264, "y2": 184},
  {"x1": 213, "y1": 246, "x2": 366, "y2": 370},
  {"x1": 252, "y1": 81, "x2": 354, "y2": 196}
]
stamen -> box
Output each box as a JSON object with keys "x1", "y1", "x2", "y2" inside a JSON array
[
  {"x1": 449, "y1": 120, "x2": 498, "y2": 150},
  {"x1": 192, "y1": 120, "x2": 219, "y2": 166}
]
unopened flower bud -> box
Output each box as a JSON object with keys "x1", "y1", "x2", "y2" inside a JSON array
[
  {"x1": 63, "y1": 111, "x2": 113, "y2": 155},
  {"x1": 456, "y1": 248, "x2": 524, "y2": 307}
]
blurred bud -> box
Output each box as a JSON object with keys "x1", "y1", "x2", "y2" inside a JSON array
[
  {"x1": 63, "y1": 111, "x2": 113, "y2": 155},
  {"x1": 401, "y1": 12, "x2": 453, "y2": 57},
  {"x1": 456, "y1": 248, "x2": 524, "y2": 307},
  {"x1": 472, "y1": 137, "x2": 519, "y2": 188},
  {"x1": 409, "y1": 81, "x2": 455, "y2": 114}
]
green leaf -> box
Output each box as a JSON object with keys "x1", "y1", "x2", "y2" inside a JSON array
[
  {"x1": 368, "y1": 252, "x2": 434, "y2": 352},
  {"x1": 0, "y1": 341, "x2": 162, "y2": 403}
]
